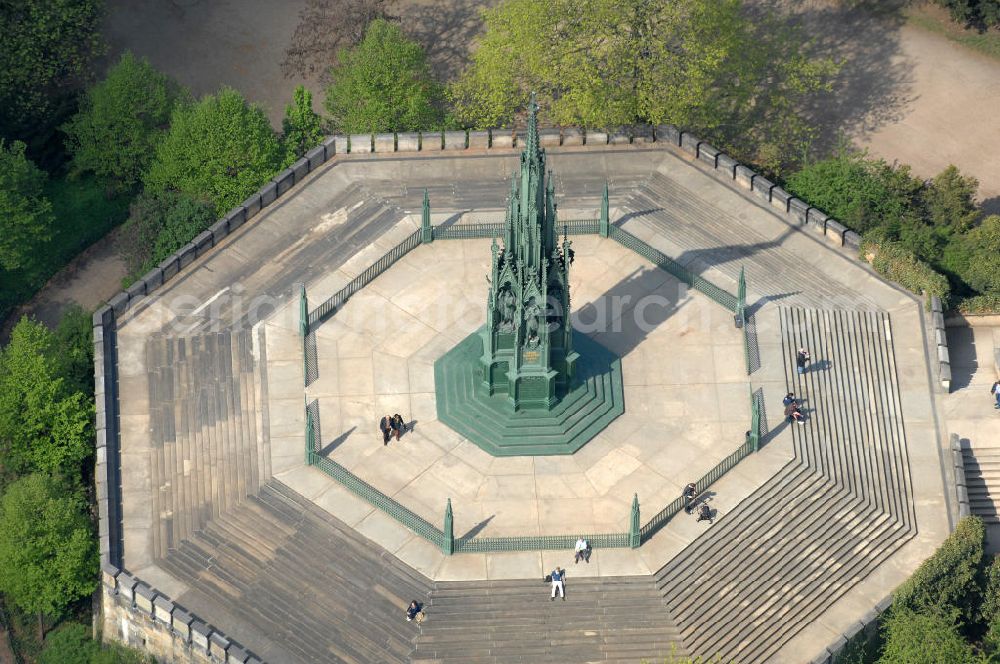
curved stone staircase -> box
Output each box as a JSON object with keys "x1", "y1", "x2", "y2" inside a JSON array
[{"x1": 653, "y1": 307, "x2": 915, "y2": 662}]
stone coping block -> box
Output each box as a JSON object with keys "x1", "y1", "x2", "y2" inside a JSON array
[
  {"x1": 468, "y1": 130, "x2": 489, "y2": 149},
  {"x1": 193, "y1": 230, "x2": 213, "y2": 255},
  {"x1": 422, "y1": 131, "x2": 443, "y2": 150},
  {"x1": 716, "y1": 153, "x2": 738, "y2": 179},
  {"x1": 259, "y1": 181, "x2": 277, "y2": 207},
  {"x1": 117, "y1": 572, "x2": 138, "y2": 601},
  {"x1": 108, "y1": 292, "x2": 129, "y2": 316},
  {"x1": 306, "y1": 145, "x2": 325, "y2": 170},
  {"x1": 609, "y1": 127, "x2": 630, "y2": 145},
  {"x1": 101, "y1": 561, "x2": 119, "y2": 588},
  {"x1": 321, "y1": 135, "x2": 341, "y2": 158},
  {"x1": 632, "y1": 124, "x2": 654, "y2": 143},
  {"x1": 697, "y1": 142, "x2": 719, "y2": 167},
  {"x1": 209, "y1": 632, "x2": 231, "y2": 659},
  {"x1": 153, "y1": 595, "x2": 174, "y2": 623},
  {"x1": 209, "y1": 217, "x2": 229, "y2": 242},
  {"x1": 825, "y1": 219, "x2": 847, "y2": 245},
  {"x1": 562, "y1": 127, "x2": 584, "y2": 146},
  {"x1": 374, "y1": 133, "x2": 395, "y2": 152},
  {"x1": 274, "y1": 169, "x2": 294, "y2": 196},
  {"x1": 788, "y1": 198, "x2": 809, "y2": 225},
  {"x1": 396, "y1": 132, "x2": 419, "y2": 151},
  {"x1": 349, "y1": 134, "x2": 372, "y2": 153},
  {"x1": 96, "y1": 427, "x2": 108, "y2": 449},
  {"x1": 751, "y1": 175, "x2": 775, "y2": 202},
  {"x1": 140, "y1": 267, "x2": 163, "y2": 291},
  {"x1": 125, "y1": 279, "x2": 145, "y2": 302},
  {"x1": 586, "y1": 130, "x2": 608, "y2": 145},
  {"x1": 177, "y1": 242, "x2": 197, "y2": 269},
  {"x1": 94, "y1": 305, "x2": 114, "y2": 327},
  {"x1": 770, "y1": 187, "x2": 792, "y2": 213},
  {"x1": 242, "y1": 192, "x2": 262, "y2": 218},
  {"x1": 932, "y1": 311, "x2": 945, "y2": 329},
  {"x1": 931, "y1": 296, "x2": 944, "y2": 313},
  {"x1": 734, "y1": 165, "x2": 754, "y2": 190},
  {"x1": 539, "y1": 128, "x2": 561, "y2": 147},
  {"x1": 655, "y1": 124, "x2": 681, "y2": 145},
  {"x1": 445, "y1": 130, "x2": 467, "y2": 150},
  {"x1": 807, "y1": 208, "x2": 828, "y2": 233},
  {"x1": 134, "y1": 582, "x2": 156, "y2": 613},
  {"x1": 172, "y1": 609, "x2": 194, "y2": 640},
  {"x1": 937, "y1": 345, "x2": 950, "y2": 364},
  {"x1": 226, "y1": 206, "x2": 248, "y2": 232},
  {"x1": 226, "y1": 645, "x2": 249, "y2": 663},
  {"x1": 190, "y1": 620, "x2": 210, "y2": 650},
  {"x1": 292, "y1": 157, "x2": 309, "y2": 182},
  {"x1": 679, "y1": 131, "x2": 699, "y2": 155},
  {"x1": 491, "y1": 130, "x2": 514, "y2": 148}
]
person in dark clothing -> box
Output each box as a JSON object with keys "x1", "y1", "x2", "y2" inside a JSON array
[
  {"x1": 379, "y1": 415, "x2": 392, "y2": 445},
  {"x1": 391, "y1": 413, "x2": 407, "y2": 441},
  {"x1": 683, "y1": 483, "x2": 698, "y2": 514},
  {"x1": 782, "y1": 392, "x2": 797, "y2": 408},
  {"x1": 405, "y1": 600, "x2": 423, "y2": 622},
  {"x1": 697, "y1": 503, "x2": 713, "y2": 523}
]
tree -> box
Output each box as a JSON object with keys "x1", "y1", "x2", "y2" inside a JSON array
[
  {"x1": 953, "y1": 216, "x2": 1000, "y2": 296},
  {"x1": 0, "y1": 0, "x2": 105, "y2": 144},
  {"x1": 324, "y1": 18, "x2": 442, "y2": 133},
  {"x1": 116, "y1": 191, "x2": 216, "y2": 280},
  {"x1": 448, "y1": 0, "x2": 836, "y2": 174},
  {"x1": 0, "y1": 474, "x2": 97, "y2": 637},
  {"x1": 144, "y1": 87, "x2": 283, "y2": 215},
  {"x1": 0, "y1": 317, "x2": 93, "y2": 480},
  {"x1": 282, "y1": 0, "x2": 398, "y2": 79},
  {"x1": 53, "y1": 305, "x2": 95, "y2": 399},
  {"x1": 878, "y1": 609, "x2": 977, "y2": 664},
  {"x1": 892, "y1": 516, "x2": 986, "y2": 625},
  {"x1": 0, "y1": 140, "x2": 54, "y2": 271},
  {"x1": 282, "y1": 85, "x2": 325, "y2": 162},
  {"x1": 923, "y1": 165, "x2": 981, "y2": 234},
  {"x1": 62, "y1": 52, "x2": 185, "y2": 192}
]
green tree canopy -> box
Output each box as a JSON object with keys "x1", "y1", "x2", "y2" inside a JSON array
[
  {"x1": 0, "y1": 317, "x2": 93, "y2": 479},
  {"x1": 324, "y1": 18, "x2": 442, "y2": 133},
  {"x1": 116, "y1": 191, "x2": 215, "y2": 280},
  {"x1": 0, "y1": 474, "x2": 97, "y2": 619},
  {"x1": 40, "y1": 624, "x2": 99, "y2": 664},
  {"x1": 0, "y1": 0, "x2": 105, "y2": 143},
  {"x1": 878, "y1": 609, "x2": 977, "y2": 664},
  {"x1": 892, "y1": 516, "x2": 985, "y2": 625},
  {"x1": 923, "y1": 165, "x2": 981, "y2": 234},
  {"x1": 951, "y1": 215, "x2": 1000, "y2": 296},
  {"x1": 282, "y1": 85, "x2": 325, "y2": 162},
  {"x1": 62, "y1": 52, "x2": 185, "y2": 192},
  {"x1": 448, "y1": 0, "x2": 836, "y2": 174},
  {"x1": 144, "y1": 87, "x2": 283, "y2": 215},
  {"x1": 0, "y1": 140, "x2": 54, "y2": 271}
]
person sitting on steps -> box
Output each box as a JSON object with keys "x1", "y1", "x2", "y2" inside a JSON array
[
  {"x1": 405, "y1": 600, "x2": 424, "y2": 623},
  {"x1": 697, "y1": 503, "x2": 713, "y2": 523},
  {"x1": 784, "y1": 402, "x2": 805, "y2": 425}
]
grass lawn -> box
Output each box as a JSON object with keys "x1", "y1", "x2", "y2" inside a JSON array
[
  {"x1": 907, "y1": 3, "x2": 1000, "y2": 60},
  {"x1": 0, "y1": 176, "x2": 130, "y2": 322}
]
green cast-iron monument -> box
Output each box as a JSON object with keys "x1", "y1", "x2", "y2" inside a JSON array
[{"x1": 434, "y1": 102, "x2": 625, "y2": 455}]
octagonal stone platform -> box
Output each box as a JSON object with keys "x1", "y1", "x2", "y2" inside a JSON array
[{"x1": 303, "y1": 234, "x2": 750, "y2": 541}]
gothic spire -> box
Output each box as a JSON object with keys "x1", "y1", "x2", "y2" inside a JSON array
[{"x1": 526, "y1": 92, "x2": 540, "y2": 159}]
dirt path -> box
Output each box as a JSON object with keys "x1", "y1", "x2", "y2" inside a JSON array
[{"x1": 11, "y1": 0, "x2": 1000, "y2": 337}]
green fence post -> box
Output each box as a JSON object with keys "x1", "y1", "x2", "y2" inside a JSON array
[
  {"x1": 442, "y1": 498, "x2": 454, "y2": 555},
  {"x1": 305, "y1": 407, "x2": 314, "y2": 465},
  {"x1": 599, "y1": 183, "x2": 610, "y2": 238},
  {"x1": 421, "y1": 189, "x2": 433, "y2": 243},
  {"x1": 750, "y1": 390, "x2": 761, "y2": 452},
  {"x1": 737, "y1": 266, "x2": 746, "y2": 328},
  {"x1": 629, "y1": 494, "x2": 640, "y2": 548},
  {"x1": 299, "y1": 283, "x2": 308, "y2": 337}
]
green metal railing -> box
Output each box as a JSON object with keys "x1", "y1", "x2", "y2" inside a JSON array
[{"x1": 608, "y1": 225, "x2": 738, "y2": 311}]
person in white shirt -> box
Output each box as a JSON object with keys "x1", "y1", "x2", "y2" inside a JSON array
[{"x1": 574, "y1": 538, "x2": 591, "y2": 564}]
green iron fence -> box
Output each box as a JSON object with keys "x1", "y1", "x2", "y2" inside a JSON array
[{"x1": 608, "y1": 225, "x2": 738, "y2": 311}]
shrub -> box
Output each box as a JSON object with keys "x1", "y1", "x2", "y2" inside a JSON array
[
  {"x1": 282, "y1": 85, "x2": 324, "y2": 163},
  {"x1": 0, "y1": 140, "x2": 54, "y2": 271},
  {"x1": 116, "y1": 191, "x2": 215, "y2": 281},
  {"x1": 878, "y1": 608, "x2": 976, "y2": 663},
  {"x1": 956, "y1": 293, "x2": 1000, "y2": 314},
  {"x1": 861, "y1": 237, "x2": 951, "y2": 306},
  {"x1": 40, "y1": 624, "x2": 98, "y2": 664},
  {"x1": 891, "y1": 516, "x2": 985, "y2": 624},
  {"x1": 144, "y1": 87, "x2": 283, "y2": 215},
  {"x1": 62, "y1": 52, "x2": 185, "y2": 192}
]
